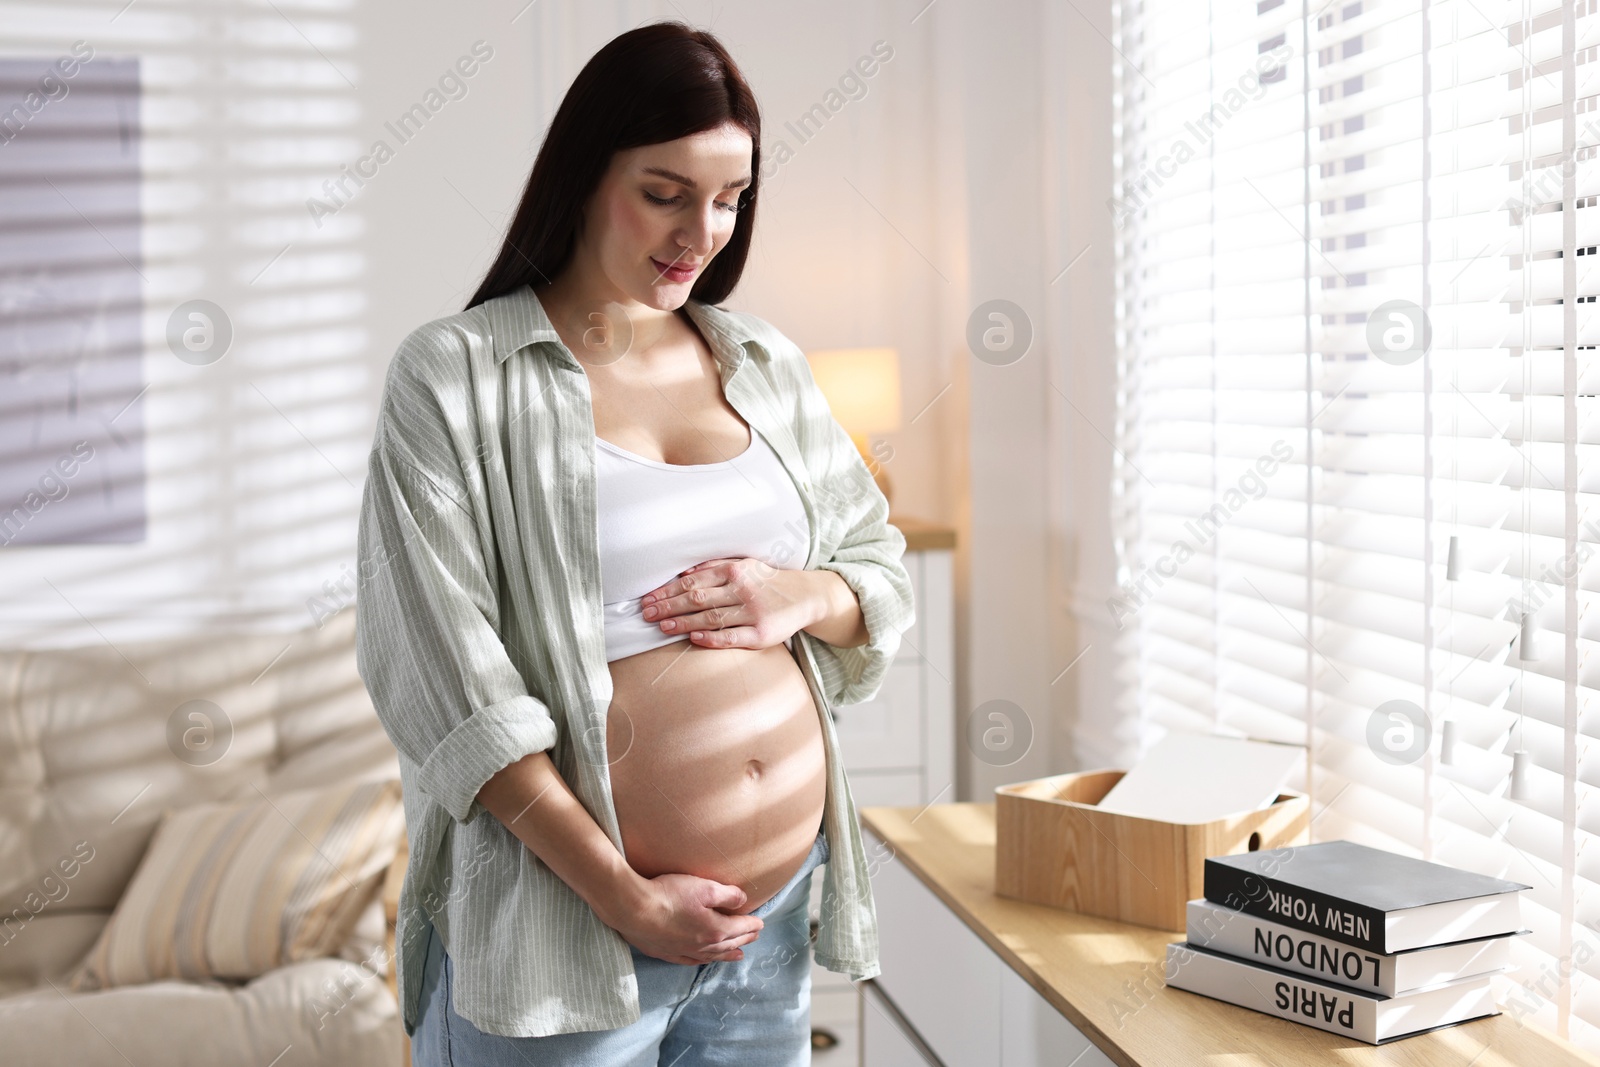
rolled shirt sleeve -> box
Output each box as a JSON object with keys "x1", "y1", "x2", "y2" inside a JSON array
[{"x1": 355, "y1": 327, "x2": 559, "y2": 825}]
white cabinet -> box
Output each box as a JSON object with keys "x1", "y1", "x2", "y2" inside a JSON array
[
  {"x1": 808, "y1": 541, "x2": 956, "y2": 1064},
  {"x1": 865, "y1": 825, "x2": 1117, "y2": 1067},
  {"x1": 870, "y1": 843, "x2": 1003, "y2": 1063},
  {"x1": 1000, "y1": 968, "x2": 1115, "y2": 1067},
  {"x1": 828, "y1": 546, "x2": 954, "y2": 808},
  {"x1": 862, "y1": 981, "x2": 940, "y2": 1066},
  {"x1": 834, "y1": 658, "x2": 926, "y2": 774},
  {"x1": 813, "y1": 987, "x2": 865, "y2": 1067}
]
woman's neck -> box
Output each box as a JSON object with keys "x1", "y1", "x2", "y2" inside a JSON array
[{"x1": 535, "y1": 278, "x2": 688, "y2": 367}]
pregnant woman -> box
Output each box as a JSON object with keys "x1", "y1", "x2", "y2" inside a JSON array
[{"x1": 355, "y1": 20, "x2": 914, "y2": 1067}]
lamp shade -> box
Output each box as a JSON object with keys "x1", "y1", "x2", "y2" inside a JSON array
[{"x1": 804, "y1": 347, "x2": 902, "y2": 436}]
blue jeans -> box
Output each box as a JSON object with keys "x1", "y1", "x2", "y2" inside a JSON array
[{"x1": 412, "y1": 830, "x2": 829, "y2": 1066}]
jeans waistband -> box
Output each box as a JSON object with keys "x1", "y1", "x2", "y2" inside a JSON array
[{"x1": 748, "y1": 829, "x2": 829, "y2": 919}]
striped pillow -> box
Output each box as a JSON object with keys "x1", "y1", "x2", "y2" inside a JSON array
[{"x1": 68, "y1": 778, "x2": 404, "y2": 990}]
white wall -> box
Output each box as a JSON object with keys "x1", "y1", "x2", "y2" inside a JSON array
[
  {"x1": 938, "y1": 0, "x2": 1128, "y2": 796},
  {"x1": 1043, "y1": 0, "x2": 1134, "y2": 773},
  {"x1": 0, "y1": 0, "x2": 546, "y2": 644},
  {"x1": 0, "y1": 0, "x2": 1128, "y2": 781}
]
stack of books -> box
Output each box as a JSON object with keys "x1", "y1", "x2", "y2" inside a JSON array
[{"x1": 1164, "y1": 840, "x2": 1529, "y2": 1044}]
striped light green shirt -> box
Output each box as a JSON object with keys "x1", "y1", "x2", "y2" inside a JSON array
[{"x1": 354, "y1": 282, "x2": 916, "y2": 1039}]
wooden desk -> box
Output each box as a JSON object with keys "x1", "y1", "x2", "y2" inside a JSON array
[
  {"x1": 860, "y1": 802, "x2": 1600, "y2": 1067},
  {"x1": 888, "y1": 513, "x2": 957, "y2": 552}
]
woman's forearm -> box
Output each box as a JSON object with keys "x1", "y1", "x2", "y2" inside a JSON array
[
  {"x1": 798, "y1": 568, "x2": 869, "y2": 648},
  {"x1": 475, "y1": 750, "x2": 648, "y2": 929}
]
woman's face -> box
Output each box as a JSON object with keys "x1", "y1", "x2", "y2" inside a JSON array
[{"x1": 579, "y1": 122, "x2": 753, "y2": 310}]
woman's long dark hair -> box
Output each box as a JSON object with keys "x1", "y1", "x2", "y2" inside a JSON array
[{"x1": 465, "y1": 21, "x2": 762, "y2": 311}]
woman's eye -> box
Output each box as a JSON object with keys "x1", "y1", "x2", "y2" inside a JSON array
[{"x1": 643, "y1": 191, "x2": 739, "y2": 213}]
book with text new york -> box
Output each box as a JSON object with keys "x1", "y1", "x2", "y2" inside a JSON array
[{"x1": 1204, "y1": 840, "x2": 1528, "y2": 955}]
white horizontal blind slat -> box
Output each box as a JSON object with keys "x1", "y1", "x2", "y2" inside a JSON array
[{"x1": 1111, "y1": 0, "x2": 1600, "y2": 1046}]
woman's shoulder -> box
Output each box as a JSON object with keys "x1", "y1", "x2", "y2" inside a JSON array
[
  {"x1": 383, "y1": 306, "x2": 491, "y2": 392},
  {"x1": 372, "y1": 307, "x2": 500, "y2": 462}
]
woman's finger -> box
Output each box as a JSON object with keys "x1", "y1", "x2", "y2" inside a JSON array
[
  {"x1": 658, "y1": 600, "x2": 744, "y2": 635},
  {"x1": 688, "y1": 624, "x2": 760, "y2": 648},
  {"x1": 647, "y1": 559, "x2": 736, "y2": 605},
  {"x1": 703, "y1": 931, "x2": 759, "y2": 954},
  {"x1": 649, "y1": 579, "x2": 744, "y2": 625}
]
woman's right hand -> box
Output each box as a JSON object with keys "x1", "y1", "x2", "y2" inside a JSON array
[
  {"x1": 475, "y1": 751, "x2": 767, "y2": 966},
  {"x1": 609, "y1": 871, "x2": 765, "y2": 965}
]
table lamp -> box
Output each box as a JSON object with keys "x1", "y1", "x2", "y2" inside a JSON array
[{"x1": 804, "y1": 346, "x2": 901, "y2": 507}]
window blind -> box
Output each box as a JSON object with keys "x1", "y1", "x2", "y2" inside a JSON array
[{"x1": 1110, "y1": 0, "x2": 1600, "y2": 1046}]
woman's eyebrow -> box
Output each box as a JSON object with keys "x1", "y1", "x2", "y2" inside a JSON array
[{"x1": 641, "y1": 165, "x2": 752, "y2": 191}]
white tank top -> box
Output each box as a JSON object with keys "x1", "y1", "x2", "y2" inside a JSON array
[{"x1": 594, "y1": 426, "x2": 810, "y2": 662}]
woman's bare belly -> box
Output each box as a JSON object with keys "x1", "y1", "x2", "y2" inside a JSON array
[{"x1": 605, "y1": 637, "x2": 827, "y2": 915}]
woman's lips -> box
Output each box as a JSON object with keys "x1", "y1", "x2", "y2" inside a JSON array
[{"x1": 651, "y1": 258, "x2": 697, "y2": 282}]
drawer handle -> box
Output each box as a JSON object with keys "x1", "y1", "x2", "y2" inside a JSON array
[{"x1": 810, "y1": 1027, "x2": 840, "y2": 1051}]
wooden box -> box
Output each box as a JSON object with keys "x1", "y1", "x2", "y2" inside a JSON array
[{"x1": 994, "y1": 769, "x2": 1310, "y2": 932}]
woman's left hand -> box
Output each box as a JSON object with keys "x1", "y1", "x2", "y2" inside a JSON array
[{"x1": 640, "y1": 557, "x2": 819, "y2": 650}]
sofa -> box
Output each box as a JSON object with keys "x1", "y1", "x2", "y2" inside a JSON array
[{"x1": 0, "y1": 609, "x2": 408, "y2": 1066}]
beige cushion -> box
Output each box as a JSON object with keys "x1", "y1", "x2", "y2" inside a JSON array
[
  {"x1": 0, "y1": 610, "x2": 401, "y2": 990},
  {"x1": 67, "y1": 779, "x2": 403, "y2": 991}
]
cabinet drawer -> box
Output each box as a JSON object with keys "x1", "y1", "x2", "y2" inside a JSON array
[
  {"x1": 868, "y1": 826, "x2": 1115, "y2": 1067},
  {"x1": 862, "y1": 980, "x2": 940, "y2": 1066},
  {"x1": 871, "y1": 828, "x2": 1004, "y2": 1064},
  {"x1": 811, "y1": 987, "x2": 862, "y2": 1067},
  {"x1": 1001, "y1": 967, "x2": 1116, "y2": 1066},
  {"x1": 833, "y1": 658, "x2": 922, "y2": 771}
]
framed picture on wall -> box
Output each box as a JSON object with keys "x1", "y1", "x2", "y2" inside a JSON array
[{"x1": 0, "y1": 51, "x2": 144, "y2": 546}]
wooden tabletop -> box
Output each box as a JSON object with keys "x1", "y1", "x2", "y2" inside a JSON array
[
  {"x1": 859, "y1": 802, "x2": 1600, "y2": 1067},
  {"x1": 887, "y1": 514, "x2": 956, "y2": 551}
]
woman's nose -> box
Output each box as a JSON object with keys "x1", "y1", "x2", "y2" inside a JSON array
[{"x1": 675, "y1": 205, "x2": 719, "y2": 255}]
